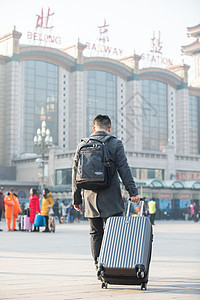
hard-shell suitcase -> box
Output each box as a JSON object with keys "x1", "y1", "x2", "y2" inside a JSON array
[
  {"x1": 21, "y1": 215, "x2": 32, "y2": 231},
  {"x1": 97, "y1": 200, "x2": 153, "y2": 290}
]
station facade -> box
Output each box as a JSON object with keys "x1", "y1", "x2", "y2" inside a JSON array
[{"x1": 0, "y1": 23, "x2": 200, "y2": 215}]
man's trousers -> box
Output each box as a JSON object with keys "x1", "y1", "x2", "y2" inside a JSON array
[{"x1": 88, "y1": 213, "x2": 123, "y2": 264}]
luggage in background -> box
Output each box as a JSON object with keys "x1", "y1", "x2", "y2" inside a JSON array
[
  {"x1": 97, "y1": 200, "x2": 153, "y2": 290},
  {"x1": 34, "y1": 214, "x2": 46, "y2": 227},
  {"x1": 21, "y1": 215, "x2": 32, "y2": 231},
  {"x1": 26, "y1": 208, "x2": 30, "y2": 217},
  {"x1": 48, "y1": 207, "x2": 56, "y2": 233}
]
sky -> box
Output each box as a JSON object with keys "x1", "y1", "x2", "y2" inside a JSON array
[{"x1": 0, "y1": 0, "x2": 200, "y2": 76}]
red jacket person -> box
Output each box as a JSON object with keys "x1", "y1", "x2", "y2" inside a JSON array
[{"x1": 29, "y1": 188, "x2": 40, "y2": 231}]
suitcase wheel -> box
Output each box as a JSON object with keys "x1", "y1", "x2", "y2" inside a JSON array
[
  {"x1": 101, "y1": 282, "x2": 108, "y2": 289},
  {"x1": 137, "y1": 271, "x2": 145, "y2": 279},
  {"x1": 141, "y1": 282, "x2": 147, "y2": 290}
]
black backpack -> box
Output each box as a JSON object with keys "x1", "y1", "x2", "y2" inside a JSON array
[{"x1": 76, "y1": 135, "x2": 115, "y2": 191}]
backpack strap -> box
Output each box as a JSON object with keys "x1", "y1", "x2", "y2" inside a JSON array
[
  {"x1": 87, "y1": 135, "x2": 115, "y2": 144},
  {"x1": 81, "y1": 138, "x2": 90, "y2": 143}
]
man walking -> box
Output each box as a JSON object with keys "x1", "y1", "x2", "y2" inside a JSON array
[
  {"x1": 72, "y1": 114, "x2": 140, "y2": 268},
  {"x1": 0, "y1": 187, "x2": 4, "y2": 231},
  {"x1": 4, "y1": 188, "x2": 22, "y2": 231}
]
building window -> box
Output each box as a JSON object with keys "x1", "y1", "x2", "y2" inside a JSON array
[
  {"x1": 24, "y1": 60, "x2": 58, "y2": 153},
  {"x1": 86, "y1": 70, "x2": 117, "y2": 136},
  {"x1": 142, "y1": 80, "x2": 168, "y2": 151},
  {"x1": 56, "y1": 168, "x2": 72, "y2": 185},
  {"x1": 131, "y1": 168, "x2": 164, "y2": 180}
]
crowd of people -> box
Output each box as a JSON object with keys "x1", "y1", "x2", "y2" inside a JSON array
[
  {"x1": 0, "y1": 185, "x2": 199, "y2": 232},
  {"x1": 0, "y1": 186, "x2": 82, "y2": 232},
  {"x1": 122, "y1": 194, "x2": 200, "y2": 224}
]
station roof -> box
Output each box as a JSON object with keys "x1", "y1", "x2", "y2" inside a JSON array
[{"x1": 134, "y1": 179, "x2": 200, "y2": 190}]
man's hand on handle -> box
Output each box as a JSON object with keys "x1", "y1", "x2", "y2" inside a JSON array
[
  {"x1": 130, "y1": 195, "x2": 140, "y2": 204},
  {"x1": 74, "y1": 204, "x2": 83, "y2": 213}
]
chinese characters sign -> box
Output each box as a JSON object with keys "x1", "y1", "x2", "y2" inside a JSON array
[
  {"x1": 151, "y1": 31, "x2": 163, "y2": 54},
  {"x1": 27, "y1": 7, "x2": 61, "y2": 46},
  {"x1": 85, "y1": 19, "x2": 123, "y2": 57},
  {"x1": 35, "y1": 7, "x2": 54, "y2": 29},
  {"x1": 141, "y1": 31, "x2": 172, "y2": 67}
]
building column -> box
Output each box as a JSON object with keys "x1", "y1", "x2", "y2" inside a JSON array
[
  {"x1": 125, "y1": 79, "x2": 143, "y2": 152},
  {"x1": 176, "y1": 87, "x2": 190, "y2": 154},
  {"x1": 0, "y1": 59, "x2": 6, "y2": 165},
  {"x1": 5, "y1": 60, "x2": 21, "y2": 165}
]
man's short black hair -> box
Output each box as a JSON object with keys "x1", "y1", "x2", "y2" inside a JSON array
[{"x1": 93, "y1": 115, "x2": 111, "y2": 130}]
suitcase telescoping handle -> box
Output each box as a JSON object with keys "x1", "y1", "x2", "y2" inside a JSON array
[{"x1": 126, "y1": 198, "x2": 145, "y2": 217}]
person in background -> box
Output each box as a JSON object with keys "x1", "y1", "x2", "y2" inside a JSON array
[
  {"x1": 67, "y1": 201, "x2": 73, "y2": 223},
  {"x1": 0, "y1": 187, "x2": 4, "y2": 231},
  {"x1": 165, "y1": 203, "x2": 171, "y2": 220},
  {"x1": 4, "y1": 188, "x2": 22, "y2": 231},
  {"x1": 135, "y1": 203, "x2": 140, "y2": 215},
  {"x1": 148, "y1": 198, "x2": 156, "y2": 225},
  {"x1": 29, "y1": 188, "x2": 40, "y2": 231},
  {"x1": 184, "y1": 204, "x2": 190, "y2": 221},
  {"x1": 61, "y1": 200, "x2": 67, "y2": 222},
  {"x1": 21, "y1": 202, "x2": 26, "y2": 215},
  {"x1": 190, "y1": 203, "x2": 195, "y2": 220},
  {"x1": 193, "y1": 202, "x2": 199, "y2": 222},
  {"x1": 41, "y1": 188, "x2": 54, "y2": 232},
  {"x1": 142, "y1": 197, "x2": 149, "y2": 217},
  {"x1": 53, "y1": 198, "x2": 61, "y2": 223}
]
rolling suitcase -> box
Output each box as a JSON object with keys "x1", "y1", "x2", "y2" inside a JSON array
[
  {"x1": 97, "y1": 200, "x2": 153, "y2": 290},
  {"x1": 21, "y1": 215, "x2": 32, "y2": 231}
]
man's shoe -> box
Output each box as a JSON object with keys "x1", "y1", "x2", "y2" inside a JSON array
[
  {"x1": 8, "y1": 229, "x2": 11, "y2": 231},
  {"x1": 0, "y1": 229, "x2": 3, "y2": 231},
  {"x1": 14, "y1": 229, "x2": 18, "y2": 231}
]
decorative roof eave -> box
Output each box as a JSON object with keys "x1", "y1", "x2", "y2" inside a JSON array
[
  {"x1": 139, "y1": 67, "x2": 182, "y2": 88},
  {"x1": 19, "y1": 45, "x2": 75, "y2": 70},
  {"x1": 182, "y1": 40, "x2": 200, "y2": 56},
  {"x1": 0, "y1": 29, "x2": 22, "y2": 42},
  {"x1": 167, "y1": 63, "x2": 190, "y2": 72},
  {"x1": 187, "y1": 24, "x2": 200, "y2": 37},
  {"x1": 83, "y1": 56, "x2": 133, "y2": 79}
]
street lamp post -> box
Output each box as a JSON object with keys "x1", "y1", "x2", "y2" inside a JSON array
[{"x1": 34, "y1": 121, "x2": 53, "y2": 192}]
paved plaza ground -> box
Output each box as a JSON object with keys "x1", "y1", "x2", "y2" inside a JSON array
[{"x1": 0, "y1": 218, "x2": 199, "y2": 300}]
